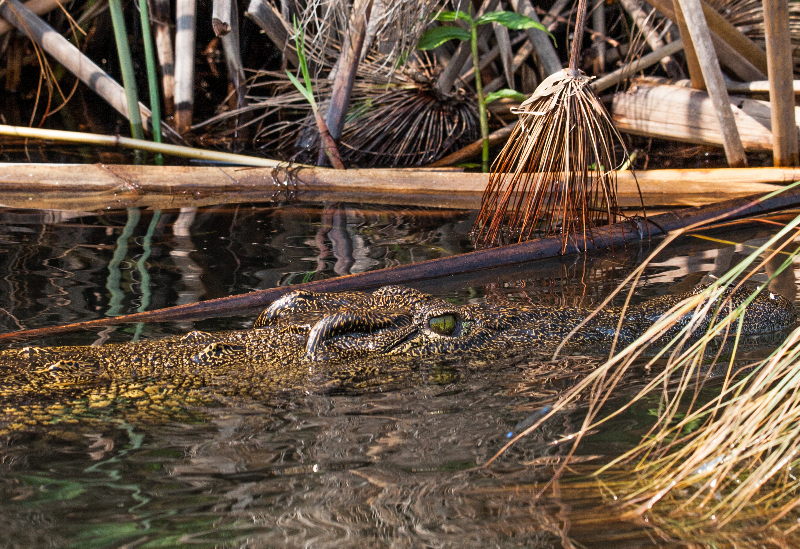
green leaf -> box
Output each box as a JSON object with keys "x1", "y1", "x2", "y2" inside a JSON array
[
  {"x1": 435, "y1": 10, "x2": 473, "y2": 24},
  {"x1": 417, "y1": 26, "x2": 471, "y2": 50},
  {"x1": 485, "y1": 89, "x2": 527, "y2": 104},
  {"x1": 286, "y1": 70, "x2": 315, "y2": 105},
  {"x1": 475, "y1": 11, "x2": 555, "y2": 42}
]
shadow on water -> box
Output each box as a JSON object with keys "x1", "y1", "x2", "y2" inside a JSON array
[{"x1": 0, "y1": 201, "x2": 797, "y2": 547}]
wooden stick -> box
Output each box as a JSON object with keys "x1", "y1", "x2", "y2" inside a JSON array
[
  {"x1": 4, "y1": 182, "x2": 800, "y2": 342},
  {"x1": 676, "y1": 0, "x2": 746, "y2": 166},
  {"x1": 695, "y1": 0, "x2": 768, "y2": 75},
  {"x1": 320, "y1": 0, "x2": 372, "y2": 162},
  {"x1": 763, "y1": 0, "x2": 799, "y2": 167},
  {"x1": 613, "y1": 82, "x2": 799, "y2": 152},
  {"x1": 593, "y1": 39, "x2": 684, "y2": 93},
  {"x1": 174, "y1": 0, "x2": 196, "y2": 133},
  {"x1": 647, "y1": 0, "x2": 768, "y2": 81},
  {"x1": 151, "y1": 0, "x2": 176, "y2": 117},
  {"x1": 671, "y1": 0, "x2": 705, "y2": 89},
  {"x1": 0, "y1": 0, "x2": 57, "y2": 36},
  {"x1": 726, "y1": 80, "x2": 800, "y2": 94},
  {"x1": 218, "y1": 0, "x2": 246, "y2": 112},
  {"x1": 212, "y1": 0, "x2": 232, "y2": 36},
  {"x1": 592, "y1": 0, "x2": 606, "y2": 73},
  {"x1": 493, "y1": 18, "x2": 515, "y2": 88},
  {"x1": 508, "y1": 0, "x2": 562, "y2": 76},
  {"x1": 244, "y1": 0, "x2": 298, "y2": 66}
]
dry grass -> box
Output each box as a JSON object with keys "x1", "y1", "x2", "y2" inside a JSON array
[{"x1": 487, "y1": 197, "x2": 800, "y2": 535}]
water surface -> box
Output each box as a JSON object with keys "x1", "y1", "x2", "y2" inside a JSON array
[{"x1": 0, "y1": 201, "x2": 796, "y2": 548}]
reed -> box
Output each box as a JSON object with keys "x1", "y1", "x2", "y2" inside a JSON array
[
  {"x1": 0, "y1": 124, "x2": 290, "y2": 166},
  {"x1": 594, "y1": 230, "x2": 800, "y2": 532},
  {"x1": 138, "y1": 0, "x2": 163, "y2": 163},
  {"x1": 108, "y1": 0, "x2": 144, "y2": 141}
]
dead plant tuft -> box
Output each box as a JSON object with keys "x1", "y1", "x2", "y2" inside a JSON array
[{"x1": 472, "y1": 0, "x2": 638, "y2": 250}]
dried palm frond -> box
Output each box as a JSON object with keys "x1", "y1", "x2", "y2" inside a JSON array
[
  {"x1": 472, "y1": 70, "x2": 629, "y2": 248},
  {"x1": 195, "y1": 54, "x2": 479, "y2": 167},
  {"x1": 707, "y1": 0, "x2": 800, "y2": 75},
  {"x1": 338, "y1": 85, "x2": 479, "y2": 167},
  {"x1": 472, "y1": 0, "x2": 637, "y2": 250}
]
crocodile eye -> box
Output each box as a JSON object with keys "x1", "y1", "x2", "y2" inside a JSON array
[{"x1": 429, "y1": 314, "x2": 458, "y2": 336}]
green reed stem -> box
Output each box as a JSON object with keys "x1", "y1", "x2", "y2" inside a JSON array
[
  {"x1": 470, "y1": 22, "x2": 489, "y2": 173},
  {"x1": 137, "y1": 0, "x2": 163, "y2": 164},
  {"x1": 108, "y1": 0, "x2": 144, "y2": 142}
]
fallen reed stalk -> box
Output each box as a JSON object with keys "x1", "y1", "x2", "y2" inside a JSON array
[{"x1": 0, "y1": 125, "x2": 288, "y2": 166}]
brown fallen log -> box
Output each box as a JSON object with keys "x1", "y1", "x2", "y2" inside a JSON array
[
  {"x1": 612, "y1": 83, "x2": 800, "y2": 152},
  {"x1": 2, "y1": 182, "x2": 800, "y2": 343},
  {"x1": 0, "y1": 163, "x2": 792, "y2": 211}
]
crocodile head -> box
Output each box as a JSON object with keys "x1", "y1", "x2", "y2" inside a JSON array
[
  {"x1": 252, "y1": 284, "x2": 797, "y2": 363},
  {"x1": 255, "y1": 285, "x2": 512, "y2": 362}
]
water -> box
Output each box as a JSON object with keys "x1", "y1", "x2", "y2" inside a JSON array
[{"x1": 0, "y1": 201, "x2": 796, "y2": 548}]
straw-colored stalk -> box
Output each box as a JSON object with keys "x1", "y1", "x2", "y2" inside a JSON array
[
  {"x1": 595, "y1": 238, "x2": 800, "y2": 531},
  {"x1": 0, "y1": 124, "x2": 290, "y2": 167}
]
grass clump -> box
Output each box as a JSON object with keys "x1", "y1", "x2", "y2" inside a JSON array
[{"x1": 488, "y1": 204, "x2": 800, "y2": 537}]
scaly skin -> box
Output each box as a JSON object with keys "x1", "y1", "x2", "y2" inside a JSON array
[{"x1": 0, "y1": 285, "x2": 794, "y2": 434}]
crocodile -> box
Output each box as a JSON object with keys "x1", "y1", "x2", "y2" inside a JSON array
[{"x1": 0, "y1": 284, "x2": 794, "y2": 434}]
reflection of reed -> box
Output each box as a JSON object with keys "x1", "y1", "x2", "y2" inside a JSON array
[
  {"x1": 131, "y1": 210, "x2": 162, "y2": 341},
  {"x1": 105, "y1": 207, "x2": 140, "y2": 317},
  {"x1": 169, "y1": 207, "x2": 204, "y2": 308}
]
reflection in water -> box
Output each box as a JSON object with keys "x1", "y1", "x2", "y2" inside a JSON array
[
  {"x1": 0, "y1": 204, "x2": 797, "y2": 547},
  {"x1": 0, "y1": 204, "x2": 475, "y2": 337}
]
